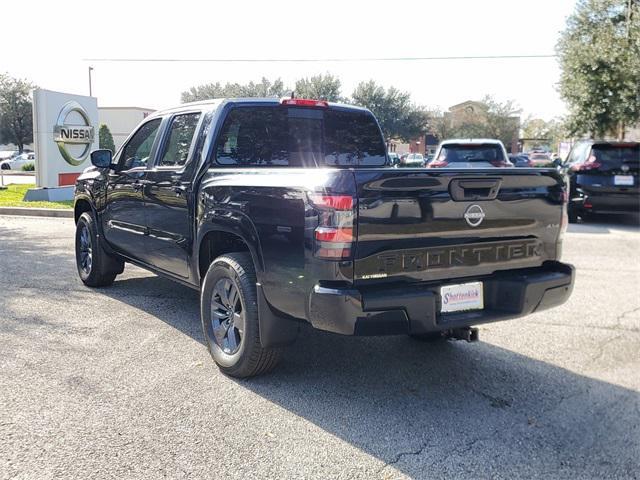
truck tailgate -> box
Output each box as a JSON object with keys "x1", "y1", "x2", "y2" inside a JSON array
[{"x1": 353, "y1": 169, "x2": 566, "y2": 284}]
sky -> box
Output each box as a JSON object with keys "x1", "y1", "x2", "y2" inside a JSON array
[{"x1": 1, "y1": 0, "x2": 578, "y2": 119}]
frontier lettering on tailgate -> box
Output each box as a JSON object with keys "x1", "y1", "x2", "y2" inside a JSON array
[{"x1": 370, "y1": 240, "x2": 542, "y2": 275}]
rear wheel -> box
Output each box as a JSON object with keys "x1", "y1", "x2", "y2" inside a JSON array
[
  {"x1": 75, "y1": 212, "x2": 124, "y2": 287},
  {"x1": 200, "y1": 252, "x2": 282, "y2": 378}
]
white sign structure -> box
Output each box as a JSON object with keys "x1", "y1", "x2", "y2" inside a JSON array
[{"x1": 32, "y1": 89, "x2": 98, "y2": 188}]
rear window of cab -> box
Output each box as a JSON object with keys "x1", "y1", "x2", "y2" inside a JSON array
[{"x1": 214, "y1": 106, "x2": 387, "y2": 167}]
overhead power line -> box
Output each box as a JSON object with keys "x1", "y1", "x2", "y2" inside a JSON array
[{"x1": 83, "y1": 54, "x2": 558, "y2": 63}]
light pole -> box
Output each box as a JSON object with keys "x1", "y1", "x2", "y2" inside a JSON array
[{"x1": 88, "y1": 66, "x2": 94, "y2": 97}]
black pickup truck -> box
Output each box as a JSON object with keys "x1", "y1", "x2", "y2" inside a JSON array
[{"x1": 74, "y1": 98, "x2": 574, "y2": 377}]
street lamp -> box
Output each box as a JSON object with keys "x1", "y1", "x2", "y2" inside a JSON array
[{"x1": 88, "y1": 66, "x2": 94, "y2": 97}]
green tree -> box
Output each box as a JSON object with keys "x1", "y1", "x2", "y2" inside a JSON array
[
  {"x1": 480, "y1": 96, "x2": 522, "y2": 148},
  {"x1": 557, "y1": 0, "x2": 640, "y2": 139},
  {"x1": 99, "y1": 124, "x2": 116, "y2": 152},
  {"x1": 0, "y1": 73, "x2": 35, "y2": 153},
  {"x1": 426, "y1": 108, "x2": 454, "y2": 141},
  {"x1": 521, "y1": 117, "x2": 567, "y2": 150},
  {"x1": 181, "y1": 77, "x2": 288, "y2": 102},
  {"x1": 350, "y1": 80, "x2": 428, "y2": 141},
  {"x1": 294, "y1": 73, "x2": 342, "y2": 101},
  {"x1": 431, "y1": 96, "x2": 521, "y2": 147}
]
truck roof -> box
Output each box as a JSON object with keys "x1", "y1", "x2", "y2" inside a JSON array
[
  {"x1": 149, "y1": 98, "x2": 371, "y2": 119},
  {"x1": 439, "y1": 138, "x2": 505, "y2": 146}
]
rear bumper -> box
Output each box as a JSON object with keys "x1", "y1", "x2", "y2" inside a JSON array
[
  {"x1": 307, "y1": 261, "x2": 575, "y2": 336},
  {"x1": 571, "y1": 190, "x2": 639, "y2": 214}
]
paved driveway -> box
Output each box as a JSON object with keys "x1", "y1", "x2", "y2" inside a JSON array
[{"x1": 1, "y1": 215, "x2": 638, "y2": 479}]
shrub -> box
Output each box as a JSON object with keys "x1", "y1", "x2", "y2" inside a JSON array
[
  {"x1": 21, "y1": 162, "x2": 35, "y2": 171},
  {"x1": 99, "y1": 124, "x2": 116, "y2": 152}
]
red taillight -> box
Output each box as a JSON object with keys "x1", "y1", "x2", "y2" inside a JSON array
[
  {"x1": 309, "y1": 193, "x2": 355, "y2": 260},
  {"x1": 571, "y1": 154, "x2": 601, "y2": 172},
  {"x1": 308, "y1": 194, "x2": 353, "y2": 210},
  {"x1": 426, "y1": 159, "x2": 448, "y2": 168},
  {"x1": 280, "y1": 98, "x2": 328, "y2": 108},
  {"x1": 314, "y1": 227, "x2": 354, "y2": 242}
]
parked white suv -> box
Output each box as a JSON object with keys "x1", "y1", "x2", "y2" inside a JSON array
[{"x1": 427, "y1": 139, "x2": 513, "y2": 168}]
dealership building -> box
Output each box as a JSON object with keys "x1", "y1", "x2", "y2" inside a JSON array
[{"x1": 98, "y1": 106, "x2": 156, "y2": 151}]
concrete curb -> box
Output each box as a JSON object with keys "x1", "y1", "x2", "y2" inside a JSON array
[
  {"x1": 0, "y1": 207, "x2": 73, "y2": 218},
  {"x1": 0, "y1": 171, "x2": 36, "y2": 176}
]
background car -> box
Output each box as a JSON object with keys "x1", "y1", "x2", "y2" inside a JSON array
[
  {"x1": 563, "y1": 140, "x2": 639, "y2": 222},
  {"x1": 427, "y1": 139, "x2": 513, "y2": 168},
  {"x1": 400, "y1": 153, "x2": 425, "y2": 167},
  {"x1": 0, "y1": 152, "x2": 35, "y2": 170},
  {"x1": 528, "y1": 152, "x2": 553, "y2": 167},
  {"x1": 387, "y1": 152, "x2": 400, "y2": 166},
  {"x1": 0, "y1": 150, "x2": 19, "y2": 169},
  {"x1": 509, "y1": 154, "x2": 532, "y2": 167}
]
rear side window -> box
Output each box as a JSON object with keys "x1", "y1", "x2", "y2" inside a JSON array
[
  {"x1": 436, "y1": 144, "x2": 505, "y2": 163},
  {"x1": 159, "y1": 112, "x2": 201, "y2": 167},
  {"x1": 591, "y1": 144, "x2": 639, "y2": 169},
  {"x1": 215, "y1": 106, "x2": 387, "y2": 167}
]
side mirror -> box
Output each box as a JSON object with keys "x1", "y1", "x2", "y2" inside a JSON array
[{"x1": 90, "y1": 149, "x2": 113, "y2": 168}]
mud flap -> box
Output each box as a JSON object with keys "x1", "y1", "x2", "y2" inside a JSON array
[{"x1": 257, "y1": 284, "x2": 299, "y2": 348}]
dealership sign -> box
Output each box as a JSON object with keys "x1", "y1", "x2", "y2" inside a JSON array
[
  {"x1": 33, "y1": 89, "x2": 98, "y2": 188},
  {"x1": 53, "y1": 101, "x2": 95, "y2": 166}
]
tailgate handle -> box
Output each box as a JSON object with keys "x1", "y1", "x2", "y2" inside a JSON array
[{"x1": 449, "y1": 178, "x2": 502, "y2": 201}]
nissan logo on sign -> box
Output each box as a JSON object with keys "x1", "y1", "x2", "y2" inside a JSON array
[
  {"x1": 53, "y1": 101, "x2": 95, "y2": 166},
  {"x1": 464, "y1": 204, "x2": 485, "y2": 227}
]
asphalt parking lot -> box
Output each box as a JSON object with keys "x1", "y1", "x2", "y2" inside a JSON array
[{"x1": 1, "y1": 215, "x2": 639, "y2": 479}]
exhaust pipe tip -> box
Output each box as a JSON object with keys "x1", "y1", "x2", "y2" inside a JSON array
[{"x1": 449, "y1": 327, "x2": 479, "y2": 343}]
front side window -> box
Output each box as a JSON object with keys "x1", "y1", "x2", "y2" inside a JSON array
[
  {"x1": 119, "y1": 119, "x2": 161, "y2": 170},
  {"x1": 158, "y1": 112, "x2": 202, "y2": 168},
  {"x1": 215, "y1": 106, "x2": 387, "y2": 167}
]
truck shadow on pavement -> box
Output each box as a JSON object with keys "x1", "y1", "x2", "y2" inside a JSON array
[
  {"x1": 100, "y1": 275, "x2": 639, "y2": 478},
  {"x1": 0, "y1": 222, "x2": 638, "y2": 478},
  {"x1": 567, "y1": 213, "x2": 639, "y2": 234}
]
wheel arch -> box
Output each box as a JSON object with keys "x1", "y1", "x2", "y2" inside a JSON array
[
  {"x1": 196, "y1": 226, "x2": 264, "y2": 285},
  {"x1": 74, "y1": 196, "x2": 94, "y2": 224}
]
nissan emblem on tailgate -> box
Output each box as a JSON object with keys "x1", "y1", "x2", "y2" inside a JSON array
[{"x1": 464, "y1": 204, "x2": 485, "y2": 227}]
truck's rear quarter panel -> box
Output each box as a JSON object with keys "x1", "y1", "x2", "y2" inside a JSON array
[{"x1": 198, "y1": 168, "x2": 356, "y2": 320}]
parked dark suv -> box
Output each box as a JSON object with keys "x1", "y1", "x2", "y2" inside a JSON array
[{"x1": 563, "y1": 140, "x2": 639, "y2": 222}]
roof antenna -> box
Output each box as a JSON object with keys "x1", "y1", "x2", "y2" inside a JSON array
[{"x1": 291, "y1": 91, "x2": 295, "y2": 99}]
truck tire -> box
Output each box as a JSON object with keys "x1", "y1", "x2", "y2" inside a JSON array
[
  {"x1": 200, "y1": 252, "x2": 282, "y2": 378},
  {"x1": 75, "y1": 212, "x2": 123, "y2": 287}
]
